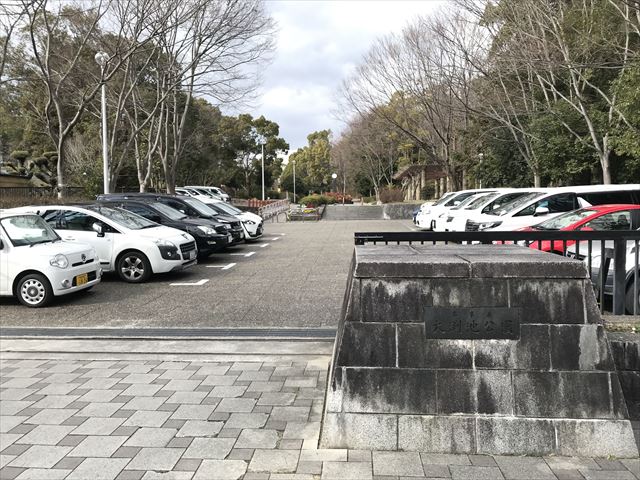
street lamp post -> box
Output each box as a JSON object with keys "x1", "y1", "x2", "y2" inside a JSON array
[
  {"x1": 95, "y1": 51, "x2": 109, "y2": 194},
  {"x1": 261, "y1": 142, "x2": 265, "y2": 201},
  {"x1": 477, "y1": 153, "x2": 484, "y2": 189},
  {"x1": 331, "y1": 172, "x2": 337, "y2": 193},
  {"x1": 292, "y1": 159, "x2": 296, "y2": 204}
]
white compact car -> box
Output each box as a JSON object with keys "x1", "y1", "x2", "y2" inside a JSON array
[
  {"x1": 445, "y1": 190, "x2": 544, "y2": 232},
  {"x1": 204, "y1": 200, "x2": 263, "y2": 241},
  {"x1": 416, "y1": 189, "x2": 497, "y2": 231},
  {"x1": 184, "y1": 185, "x2": 231, "y2": 202},
  {"x1": 0, "y1": 213, "x2": 102, "y2": 307},
  {"x1": 10, "y1": 205, "x2": 198, "y2": 283}
]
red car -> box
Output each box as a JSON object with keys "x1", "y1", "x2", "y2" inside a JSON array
[{"x1": 521, "y1": 204, "x2": 640, "y2": 253}]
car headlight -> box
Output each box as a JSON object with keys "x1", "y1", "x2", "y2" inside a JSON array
[
  {"x1": 50, "y1": 254, "x2": 69, "y2": 269},
  {"x1": 478, "y1": 221, "x2": 502, "y2": 231},
  {"x1": 243, "y1": 220, "x2": 256, "y2": 225},
  {"x1": 153, "y1": 239, "x2": 176, "y2": 248},
  {"x1": 154, "y1": 239, "x2": 180, "y2": 260},
  {"x1": 197, "y1": 225, "x2": 217, "y2": 236}
]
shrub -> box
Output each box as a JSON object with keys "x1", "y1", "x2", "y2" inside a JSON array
[
  {"x1": 298, "y1": 194, "x2": 336, "y2": 207},
  {"x1": 10, "y1": 150, "x2": 30, "y2": 162},
  {"x1": 379, "y1": 187, "x2": 404, "y2": 203},
  {"x1": 324, "y1": 191, "x2": 353, "y2": 204}
]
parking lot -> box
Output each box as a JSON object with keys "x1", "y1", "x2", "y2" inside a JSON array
[{"x1": 0, "y1": 220, "x2": 414, "y2": 329}]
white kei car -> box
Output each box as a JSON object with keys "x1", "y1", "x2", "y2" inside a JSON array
[
  {"x1": 0, "y1": 213, "x2": 102, "y2": 307},
  {"x1": 10, "y1": 205, "x2": 198, "y2": 283}
]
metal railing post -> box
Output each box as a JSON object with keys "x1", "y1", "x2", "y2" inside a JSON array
[{"x1": 612, "y1": 239, "x2": 626, "y2": 315}]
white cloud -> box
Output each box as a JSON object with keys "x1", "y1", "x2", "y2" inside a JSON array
[{"x1": 244, "y1": 0, "x2": 447, "y2": 152}]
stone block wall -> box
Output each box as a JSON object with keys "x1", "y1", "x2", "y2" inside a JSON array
[
  {"x1": 320, "y1": 245, "x2": 639, "y2": 457},
  {"x1": 611, "y1": 332, "x2": 640, "y2": 420}
]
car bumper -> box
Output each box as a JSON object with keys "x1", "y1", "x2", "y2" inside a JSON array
[
  {"x1": 170, "y1": 258, "x2": 197, "y2": 272},
  {"x1": 51, "y1": 265, "x2": 102, "y2": 296},
  {"x1": 243, "y1": 222, "x2": 263, "y2": 240},
  {"x1": 195, "y1": 234, "x2": 233, "y2": 254}
]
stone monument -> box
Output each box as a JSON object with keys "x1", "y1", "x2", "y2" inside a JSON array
[{"x1": 320, "y1": 244, "x2": 639, "y2": 457}]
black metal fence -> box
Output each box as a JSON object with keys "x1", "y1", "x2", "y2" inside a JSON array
[{"x1": 354, "y1": 230, "x2": 640, "y2": 316}]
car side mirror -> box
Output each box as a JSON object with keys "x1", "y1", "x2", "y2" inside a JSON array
[
  {"x1": 534, "y1": 206, "x2": 550, "y2": 217},
  {"x1": 92, "y1": 222, "x2": 105, "y2": 237}
]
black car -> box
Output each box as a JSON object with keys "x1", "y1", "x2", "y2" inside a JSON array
[
  {"x1": 98, "y1": 193, "x2": 245, "y2": 245},
  {"x1": 96, "y1": 198, "x2": 232, "y2": 258}
]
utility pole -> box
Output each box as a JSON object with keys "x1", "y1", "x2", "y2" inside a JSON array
[{"x1": 293, "y1": 159, "x2": 296, "y2": 203}]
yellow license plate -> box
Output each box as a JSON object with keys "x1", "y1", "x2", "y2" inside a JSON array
[{"x1": 76, "y1": 273, "x2": 89, "y2": 286}]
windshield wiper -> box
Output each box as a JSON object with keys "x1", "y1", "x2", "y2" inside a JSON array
[
  {"x1": 29, "y1": 239, "x2": 54, "y2": 247},
  {"x1": 140, "y1": 224, "x2": 158, "y2": 229}
]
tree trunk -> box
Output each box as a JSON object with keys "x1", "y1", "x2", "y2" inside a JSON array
[
  {"x1": 56, "y1": 139, "x2": 66, "y2": 199},
  {"x1": 533, "y1": 171, "x2": 541, "y2": 188},
  {"x1": 601, "y1": 151, "x2": 612, "y2": 184}
]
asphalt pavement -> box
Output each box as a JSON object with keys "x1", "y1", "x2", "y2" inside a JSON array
[{"x1": 0, "y1": 219, "x2": 414, "y2": 329}]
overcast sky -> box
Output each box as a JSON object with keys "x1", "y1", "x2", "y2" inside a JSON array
[{"x1": 248, "y1": 0, "x2": 447, "y2": 155}]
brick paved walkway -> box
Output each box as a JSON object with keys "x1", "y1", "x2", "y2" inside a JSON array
[{"x1": 1, "y1": 347, "x2": 639, "y2": 480}]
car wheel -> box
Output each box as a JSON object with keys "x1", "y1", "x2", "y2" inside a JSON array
[
  {"x1": 625, "y1": 283, "x2": 639, "y2": 314},
  {"x1": 16, "y1": 273, "x2": 53, "y2": 308},
  {"x1": 117, "y1": 251, "x2": 152, "y2": 283}
]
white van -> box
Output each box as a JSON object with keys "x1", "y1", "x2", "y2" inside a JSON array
[
  {"x1": 0, "y1": 213, "x2": 101, "y2": 307},
  {"x1": 467, "y1": 184, "x2": 640, "y2": 231},
  {"x1": 10, "y1": 205, "x2": 198, "y2": 283}
]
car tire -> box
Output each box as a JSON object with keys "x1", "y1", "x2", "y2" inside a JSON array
[
  {"x1": 625, "y1": 283, "x2": 639, "y2": 314},
  {"x1": 16, "y1": 273, "x2": 53, "y2": 308},
  {"x1": 116, "y1": 251, "x2": 152, "y2": 283}
]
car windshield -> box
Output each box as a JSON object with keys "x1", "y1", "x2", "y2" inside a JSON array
[
  {"x1": 486, "y1": 192, "x2": 545, "y2": 216},
  {"x1": 193, "y1": 188, "x2": 215, "y2": 197},
  {"x1": 151, "y1": 202, "x2": 186, "y2": 220},
  {"x1": 533, "y1": 209, "x2": 598, "y2": 230},
  {"x1": 452, "y1": 193, "x2": 495, "y2": 210},
  {"x1": 481, "y1": 192, "x2": 527, "y2": 211},
  {"x1": 85, "y1": 205, "x2": 157, "y2": 230},
  {"x1": 433, "y1": 193, "x2": 456, "y2": 206},
  {"x1": 444, "y1": 192, "x2": 476, "y2": 207},
  {"x1": 1, "y1": 215, "x2": 60, "y2": 247},
  {"x1": 463, "y1": 192, "x2": 500, "y2": 210},
  {"x1": 180, "y1": 197, "x2": 218, "y2": 216},
  {"x1": 213, "y1": 202, "x2": 242, "y2": 215}
]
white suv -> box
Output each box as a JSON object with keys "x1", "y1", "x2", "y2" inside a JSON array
[
  {"x1": 0, "y1": 213, "x2": 102, "y2": 307},
  {"x1": 11, "y1": 205, "x2": 198, "y2": 283}
]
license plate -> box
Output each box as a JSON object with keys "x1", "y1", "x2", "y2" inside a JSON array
[
  {"x1": 189, "y1": 250, "x2": 196, "y2": 260},
  {"x1": 227, "y1": 234, "x2": 232, "y2": 243},
  {"x1": 76, "y1": 273, "x2": 88, "y2": 286}
]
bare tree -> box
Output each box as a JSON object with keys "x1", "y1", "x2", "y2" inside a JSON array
[
  {"x1": 15, "y1": 0, "x2": 183, "y2": 196},
  {"x1": 154, "y1": 0, "x2": 275, "y2": 193},
  {"x1": 340, "y1": 11, "x2": 483, "y2": 190}
]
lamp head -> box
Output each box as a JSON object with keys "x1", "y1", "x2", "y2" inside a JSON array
[{"x1": 95, "y1": 51, "x2": 109, "y2": 67}]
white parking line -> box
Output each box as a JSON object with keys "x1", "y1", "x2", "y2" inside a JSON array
[
  {"x1": 259, "y1": 243, "x2": 270, "y2": 248},
  {"x1": 269, "y1": 237, "x2": 281, "y2": 241},
  {"x1": 170, "y1": 279, "x2": 210, "y2": 286},
  {"x1": 206, "y1": 262, "x2": 236, "y2": 270},
  {"x1": 229, "y1": 252, "x2": 256, "y2": 257}
]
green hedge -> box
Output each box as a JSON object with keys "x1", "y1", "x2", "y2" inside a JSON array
[{"x1": 298, "y1": 194, "x2": 336, "y2": 207}]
